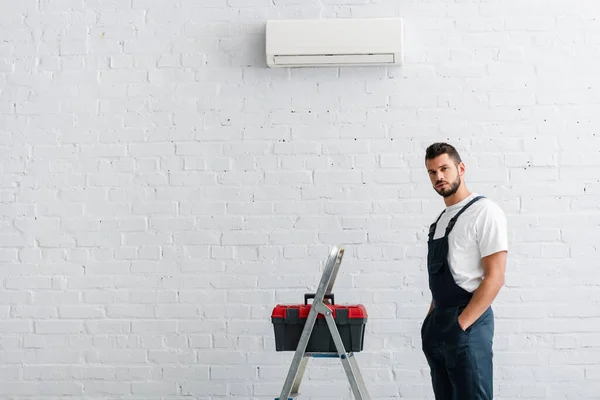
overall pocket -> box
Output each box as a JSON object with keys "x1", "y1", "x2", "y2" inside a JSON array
[
  {"x1": 455, "y1": 305, "x2": 470, "y2": 335},
  {"x1": 427, "y1": 261, "x2": 444, "y2": 275}
]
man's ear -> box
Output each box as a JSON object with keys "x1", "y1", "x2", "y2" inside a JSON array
[{"x1": 458, "y1": 161, "x2": 466, "y2": 176}]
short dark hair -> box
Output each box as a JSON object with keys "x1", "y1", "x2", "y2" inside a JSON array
[{"x1": 425, "y1": 142, "x2": 462, "y2": 165}]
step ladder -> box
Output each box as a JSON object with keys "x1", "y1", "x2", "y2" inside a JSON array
[{"x1": 275, "y1": 245, "x2": 371, "y2": 400}]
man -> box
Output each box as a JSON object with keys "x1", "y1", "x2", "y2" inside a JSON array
[{"x1": 421, "y1": 142, "x2": 508, "y2": 400}]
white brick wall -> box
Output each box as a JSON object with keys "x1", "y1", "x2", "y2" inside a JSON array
[{"x1": 1, "y1": 0, "x2": 600, "y2": 398}]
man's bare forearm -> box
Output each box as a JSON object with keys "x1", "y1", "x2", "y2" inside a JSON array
[
  {"x1": 458, "y1": 273, "x2": 504, "y2": 330},
  {"x1": 458, "y1": 250, "x2": 507, "y2": 330}
]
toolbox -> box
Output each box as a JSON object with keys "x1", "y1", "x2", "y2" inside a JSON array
[
  {"x1": 271, "y1": 293, "x2": 368, "y2": 352},
  {"x1": 272, "y1": 246, "x2": 371, "y2": 400}
]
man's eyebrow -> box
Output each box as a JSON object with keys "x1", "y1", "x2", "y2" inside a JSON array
[{"x1": 427, "y1": 164, "x2": 449, "y2": 172}]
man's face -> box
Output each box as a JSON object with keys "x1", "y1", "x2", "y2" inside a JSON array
[{"x1": 426, "y1": 154, "x2": 463, "y2": 198}]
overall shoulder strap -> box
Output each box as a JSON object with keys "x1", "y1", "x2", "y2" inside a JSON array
[
  {"x1": 444, "y1": 195, "x2": 485, "y2": 236},
  {"x1": 428, "y1": 210, "x2": 446, "y2": 241}
]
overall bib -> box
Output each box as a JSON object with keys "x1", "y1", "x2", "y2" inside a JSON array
[{"x1": 421, "y1": 196, "x2": 494, "y2": 400}]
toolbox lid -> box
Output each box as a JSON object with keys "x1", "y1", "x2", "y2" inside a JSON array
[
  {"x1": 336, "y1": 304, "x2": 368, "y2": 319},
  {"x1": 271, "y1": 304, "x2": 367, "y2": 319},
  {"x1": 271, "y1": 304, "x2": 301, "y2": 319}
]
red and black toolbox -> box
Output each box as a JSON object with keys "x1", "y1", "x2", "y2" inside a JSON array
[{"x1": 271, "y1": 293, "x2": 367, "y2": 352}]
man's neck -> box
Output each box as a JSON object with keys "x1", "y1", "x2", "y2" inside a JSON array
[{"x1": 443, "y1": 187, "x2": 472, "y2": 207}]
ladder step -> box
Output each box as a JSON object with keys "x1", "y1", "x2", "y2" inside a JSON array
[
  {"x1": 274, "y1": 395, "x2": 298, "y2": 400},
  {"x1": 305, "y1": 352, "x2": 354, "y2": 358}
]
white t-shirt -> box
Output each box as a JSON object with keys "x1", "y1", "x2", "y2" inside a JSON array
[{"x1": 430, "y1": 193, "x2": 508, "y2": 293}]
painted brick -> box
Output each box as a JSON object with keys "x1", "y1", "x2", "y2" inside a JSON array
[{"x1": 1, "y1": 0, "x2": 598, "y2": 398}]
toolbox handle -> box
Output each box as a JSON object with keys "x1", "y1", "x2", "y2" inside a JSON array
[{"x1": 304, "y1": 293, "x2": 334, "y2": 305}]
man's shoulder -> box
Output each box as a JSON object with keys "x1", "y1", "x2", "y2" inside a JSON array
[
  {"x1": 430, "y1": 194, "x2": 506, "y2": 225},
  {"x1": 473, "y1": 196, "x2": 505, "y2": 217},
  {"x1": 468, "y1": 196, "x2": 507, "y2": 231},
  {"x1": 453, "y1": 194, "x2": 504, "y2": 218}
]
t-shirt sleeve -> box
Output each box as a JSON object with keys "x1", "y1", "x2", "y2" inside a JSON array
[{"x1": 475, "y1": 201, "x2": 508, "y2": 258}]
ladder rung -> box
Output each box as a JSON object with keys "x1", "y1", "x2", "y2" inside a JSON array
[
  {"x1": 305, "y1": 352, "x2": 354, "y2": 358},
  {"x1": 309, "y1": 354, "x2": 339, "y2": 358}
]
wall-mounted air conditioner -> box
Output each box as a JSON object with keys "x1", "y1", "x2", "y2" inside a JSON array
[{"x1": 265, "y1": 17, "x2": 404, "y2": 68}]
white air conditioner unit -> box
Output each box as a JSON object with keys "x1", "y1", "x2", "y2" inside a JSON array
[{"x1": 265, "y1": 17, "x2": 404, "y2": 68}]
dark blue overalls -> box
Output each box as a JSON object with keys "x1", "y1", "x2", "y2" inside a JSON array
[{"x1": 421, "y1": 196, "x2": 494, "y2": 400}]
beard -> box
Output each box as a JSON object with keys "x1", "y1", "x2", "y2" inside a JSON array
[{"x1": 434, "y1": 175, "x2": 461, "y2": 198}]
